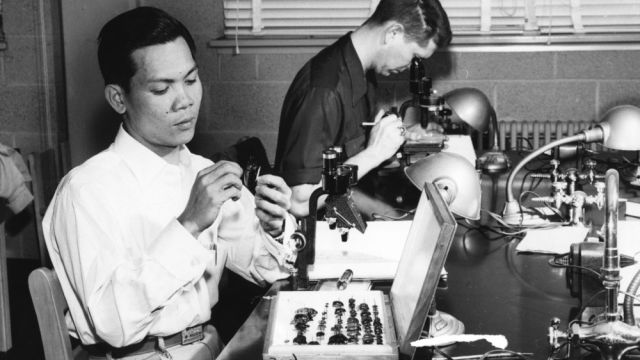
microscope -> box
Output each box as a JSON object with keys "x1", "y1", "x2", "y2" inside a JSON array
[
  {"x1": 292, "y1": 147, "x2": 367, "y2": 290},
  {"x1": 397, "y1": 57, "x2": 454, "y2": 164}
]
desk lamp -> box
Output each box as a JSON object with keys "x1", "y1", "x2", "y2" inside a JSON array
[
  {"x1": 405, "y1": 152, "x2": 481, "y2": 220},
  {"x1": 502, "y1": 105, "x2": 640, "y2": 225},
  {"x1": 443, "y1": 88, "x2": 511, "y2": 175},
  {"x1": 404, "y1": 152, "x2": 482, "y2": 338}
]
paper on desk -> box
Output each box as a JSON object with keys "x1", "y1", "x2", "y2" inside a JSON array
[
  {"x1": 616, "y1": 220, "x2": 640, "y2": 303},
  {"x1": 514, "y1": 220, "x2": 640, "y2": 304},
  {"x1": 308, "y1": 220, "x2": 412, "y2": 280},
  {"x1": 516, "y1": 220, "x2": 640, "y2": 256},
  {"x1": 515, "y1": 226, "x2": 589, "y2": 254},
  {"x1": 412, "y1": 334, "x2": 508, "y2": 349},
  {"x1": 626, "y1": 200, "x2": 640, "y2": 219},
  {"x1": 443, "y1": 135, "x2": 477, "y2": 167}
]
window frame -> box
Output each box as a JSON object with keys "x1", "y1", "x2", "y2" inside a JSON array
[{"x1": 214, "y1": 0, "x2": 640, "y2": 53}]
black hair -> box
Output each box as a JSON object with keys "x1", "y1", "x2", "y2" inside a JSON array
[
  {"x1": 366, "y1": 0, "x2": 452, "y2": 48},
  {"x1": 97, "y1": 6, "x2": 196, "y2": 92}
]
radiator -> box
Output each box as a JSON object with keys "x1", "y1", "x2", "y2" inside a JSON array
[{"x1": 491, "y1": 120, "x2": 597, "y2": 152}]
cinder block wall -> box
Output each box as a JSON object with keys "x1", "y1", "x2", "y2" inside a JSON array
[
  {"x1": 156, "y1": 2, "x2": 640, "y2": 164},
  {"x1": 197, "y1": 48, "x2": 640, "y2": 164}
]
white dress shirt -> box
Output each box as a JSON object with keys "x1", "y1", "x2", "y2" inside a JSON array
[{"x1": 43, "y1": 126, "x2": 295, "y2": 347}]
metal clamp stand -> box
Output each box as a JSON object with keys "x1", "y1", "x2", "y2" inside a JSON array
[{"x1": 566, "y1": 170, "x2": 640, "y2": 359}]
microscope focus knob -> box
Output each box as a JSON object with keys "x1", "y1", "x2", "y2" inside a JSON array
[
  {"x1": 439, "y1": 108, "x2": 452, "y2": 118},
  {"x1": 289, "y1": 231, "x2": 307, "y2": 251}
]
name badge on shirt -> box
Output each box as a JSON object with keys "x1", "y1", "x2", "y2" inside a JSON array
[{"x1": 181, "y1": 325, "x2": 204, "y2": 345}]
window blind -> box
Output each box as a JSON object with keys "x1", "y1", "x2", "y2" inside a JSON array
[
  {"x1": 535, "y1": 0, "x2": 640, "y2": 35},
  {"x1": 222, "y1": 0, "x2": 640, "y2": 40}
]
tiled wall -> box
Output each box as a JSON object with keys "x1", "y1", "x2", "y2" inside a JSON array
[
  {"x1": 198, "y1": 48, "x2": 640, "y2": 164},
  {"x1": 0, "y1": 0, "x2": 64, "y2": 258}
]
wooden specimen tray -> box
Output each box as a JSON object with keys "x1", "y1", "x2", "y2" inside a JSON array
[
  {"x1": 263, "y1": 290, "x2": 398, "y2": 360},
  {"x1": 264, "y1": 182, "x2": 458, "y2": 360}
]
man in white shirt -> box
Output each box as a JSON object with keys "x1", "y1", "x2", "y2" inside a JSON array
[{"x1": 43, "y1": 7, "x2": 296, "y2": 359}]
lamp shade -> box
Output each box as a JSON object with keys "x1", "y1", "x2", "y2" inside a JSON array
[
  {"x1": 404, "y1": 152, "x2": 481, "y2": 220},
  {"x1": 598, "y1": 105, "x2": 640, "y2": 151},
  {"x1": 443, "y1": 88, "x2": 492, "y2": 132}
]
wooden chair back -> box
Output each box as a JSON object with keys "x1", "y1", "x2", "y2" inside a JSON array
[
  {"x1": 28, "y1": 267, "x2": 86, "y2": 360},
  {"x1": 0, "y1": 223, "x2": 11, "y2": 351}
]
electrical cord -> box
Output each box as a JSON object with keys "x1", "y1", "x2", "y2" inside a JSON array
[
  {"x1": 622, "y1": 155, "x2": 640, "y2": 167},
  {"x1": 547, "y1": 341, "x2": 569, "y2": 360},
  {"x1": 517, "y1": 136, "x2": 535, "y2": 151},
  {"x1": 428, "y1": 346, "x2": 532, "y2": 360},
  {"x1": 547, "y1": 253, "x2": 601, "y2": 278},
  {"x1": 458, "y1": 218, "x2": 514, "y2": 239},
  {"x1": 480, "y1": 349, "x2": 530, "y2": 360},
  {"x1": 572, "y1": 289, "x2": 607, "y2": 324},
  {"x1": 504, "y1": 240, "x2": 572, "y2": 302},
  {"x1": 483, "y1": 209, "x2": 566, "y2": 236},
  {"x1": 619, "y1": 290, "x2": 640, "y2": 305},
  {"x1": 430, "y1": 346, "x2": 454, "y2": 360},
  {"x1": 518, "y1": 190, "x2": 567, "y2": 222}
]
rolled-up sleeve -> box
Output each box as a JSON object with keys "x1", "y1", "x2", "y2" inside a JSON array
[{"x1": 278, "y1": 88, "x2": 343, "y2": 186}]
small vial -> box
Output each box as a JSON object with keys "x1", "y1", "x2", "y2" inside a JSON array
[{"x1": 337, "y1": 269, "x2": 353, "y2": 290}]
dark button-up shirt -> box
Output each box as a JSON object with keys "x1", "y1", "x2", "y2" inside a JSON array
[{"x1": 275, "y1": 33, "x2": 377, "y2": 186}]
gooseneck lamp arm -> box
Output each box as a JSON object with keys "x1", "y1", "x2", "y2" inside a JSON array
[{"x1": 489, "y1": 108, "x2": 500, "y2": 151}]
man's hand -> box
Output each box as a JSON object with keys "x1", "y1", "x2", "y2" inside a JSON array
[
  {"x1": 254, "y1": 174, "x2": 292, "y2": 238},
  {"x1": 366, "y1": 109, "x2": 405, "y2": 162},
  {"x1": 178, "y1": 161, "x2": 243, "y2": 238}
]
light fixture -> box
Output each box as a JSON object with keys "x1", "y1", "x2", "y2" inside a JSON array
[
  {"x1": 502, "y1": 105, "x2": 640, "y2": 225},
  {"x1": 404, "y1": 151, "x2": 482, "y2": 341},
  {"x1": 443, "y1": 88, "x2": 511, "y2": 174},
  {"x1": 444, "y1": 88, "x2": 491, "y2": 133},
  {"x1": 405, "y1": 151, "x2": 482, "y2": 220}
]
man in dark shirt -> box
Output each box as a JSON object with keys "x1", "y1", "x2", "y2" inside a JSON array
[{"x1": 275, "y1": 0, "x2": 451, "y2": 217}]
